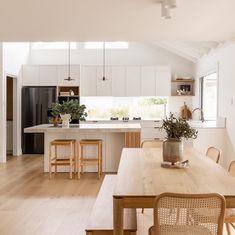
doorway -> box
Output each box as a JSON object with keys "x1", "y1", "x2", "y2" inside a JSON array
[{"x1": 6, "y1": 76, "x2": 14, "y2": 156}]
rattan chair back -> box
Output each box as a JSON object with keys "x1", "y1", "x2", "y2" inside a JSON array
[
  {"x1": 206, "y1": 146, "x2": 221, "y2": 164},
  {"x1": 141, "y1": 139, "x2": 164, "y2": 148},
  {"x1": 149, "y1": 192, "x2": 225, "y2": 235}
]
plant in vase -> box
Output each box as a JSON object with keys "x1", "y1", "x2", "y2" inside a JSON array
[
  {"x1": 161, "y1": 113, "x2": 198, "y2": 164},
  {"x1": 51, "y1": 99, "x2": 88, "y2": 128}
]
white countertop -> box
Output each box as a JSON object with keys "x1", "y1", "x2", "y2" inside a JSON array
[{"x1": 24, "y1": 123, "x2": 141, "y2": 133}]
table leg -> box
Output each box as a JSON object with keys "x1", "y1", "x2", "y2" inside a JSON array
[{"x1": 113, "y1": 197, "x2": 124, "y2": 235}]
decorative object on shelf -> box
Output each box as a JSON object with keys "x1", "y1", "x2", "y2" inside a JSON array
[
  {"x1": 49, "y1": 116, "x2": 61, "y2": 127},
  {"x1": 180, "y1": 102, "x2": 192, "y2": 120},
  {"x1": 51, "y1": 99, "x2": 88, "y2": 127},
  {"x1": 161, "y1": 113, "x2": 198, "y2": 165},
  {"x1": 64, "y1": 41, "x2": 74, "y2": 81},
  {"x1": 70, "y1": 90, "x2": 75, "y2": 96}
]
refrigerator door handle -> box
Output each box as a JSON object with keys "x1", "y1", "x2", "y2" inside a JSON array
[
  {"x1": 36, "y1": 104, "x2": 39, "y2": 125},
  {"x1": 40, "y1": 104, "x2": 43, "y2": 124}
]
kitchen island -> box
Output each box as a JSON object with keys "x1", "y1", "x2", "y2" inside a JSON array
[{"x1": 24, "y1": 123, "x2": 141, "y2": 172}]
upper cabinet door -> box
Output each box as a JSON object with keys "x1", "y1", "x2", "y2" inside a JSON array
[
  {"x1": 39, "y1": 65, "x2": 58, "y2": 86},
  {"x1": 22, "y1": 65, "x2": 40, "y2": 86},
  {"x1": 155, "y1": 66, "x2": 171, "y2": 96},
  {"x1": 112, "y1": 66, "x2": 126, "y2": 97},
  {"x1": 80, "y1": 66, "x2": 97, "y2": 96},
  {"x1": 126, "y1": 66, "x2": 141, "y2": 96},
  {"x1": 97, "y1": 66, "x2": 112, "y2": 96},
  {"x1": 58, "y1": 65, "x2": 80, "y2": 86},
  {"x1": 141, "y1": 66, "x2": 156, "y2": 96}
]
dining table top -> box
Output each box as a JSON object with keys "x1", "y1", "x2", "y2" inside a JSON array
[{"x1": 114, "y1": 147, "x2": 235, "y2": 200}]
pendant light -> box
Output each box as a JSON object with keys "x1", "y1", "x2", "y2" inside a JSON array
[
  {"x1": 102, "y1": 41, "x2": 108, "y2": 81},
  {"x1": 64, "y1": 41, "x2": 74, "y2": 81}
]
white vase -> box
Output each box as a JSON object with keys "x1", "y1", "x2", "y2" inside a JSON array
[{"x1": 60, "y1": 114, "x2": 71, "y2": 128}]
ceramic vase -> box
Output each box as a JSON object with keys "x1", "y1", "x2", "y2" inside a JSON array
[
  {"x1": 60, "y1": 114, "x2": 71, "y2": 128},
  {"x1": 162, "y1": 138, "x2": 183, "y2": 164}
]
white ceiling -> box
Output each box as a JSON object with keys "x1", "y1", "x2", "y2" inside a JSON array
[{"x1": 1, "y1": 0, "x2": 235, "y2": 41}]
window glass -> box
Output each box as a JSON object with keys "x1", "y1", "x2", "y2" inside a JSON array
[
  {"x1": 84, "y1": 42, "x2": 129, "y2": 49},
  {"x1": 201, "y1": 73, "x2": 217, "y2": 120},
  {"x1": 80, "y1": 97, "x2": 167, "y2": 120},
  {"x1": 31, "y1": 42, "x2": 77, "y2": 49}
]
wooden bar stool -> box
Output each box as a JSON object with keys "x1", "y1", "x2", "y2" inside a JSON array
[
  {"x1": 49, "y1": 139, "x2": 77, "y2": 179},
  {"x1": 78, "y1": 139, "x2": 102, "y2": 179}
]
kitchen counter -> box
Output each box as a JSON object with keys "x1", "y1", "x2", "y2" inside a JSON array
[
  {"x1": 24, "y1": 123, "x2": 141, "y2": 133},
  {"x1": 24, "y1": 123, "x2": 141, "y2": 173}
]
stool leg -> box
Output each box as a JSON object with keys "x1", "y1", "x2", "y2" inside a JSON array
[
  {"x1": 55, "y1": 145, "x2": 58, "y2": 175},
  {"x1": 77, "y1": 143, "x2": 81, "y2": 179},
  {"x1": 100, "y1": 142, "x2": 102, "y2": 178},
  {"x1": 98, "y1": 143, "x2": 101, "y2": 179},
  {"x1": 81, "y1": 145, "x2": 84, "y2": 174},
  {"x1": 49, "y1": 143, "x2": 52, "y2": 179},
  {"x1": 74, "y1": 142, "x2": 76, "y2": 176},
  {"x1": 69, "y1": 142, "x2": 73, "y2": 179}
]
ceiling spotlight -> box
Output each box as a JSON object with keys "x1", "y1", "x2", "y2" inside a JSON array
[
  {"x1": 164, "y1": 0, "x2": 177, "y2": 8},
  {"x1": 161, "y1": 2, "x2": 171, "y2": 19}
]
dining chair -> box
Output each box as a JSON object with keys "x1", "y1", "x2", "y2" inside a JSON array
[
  {"x1": 141, "y1": 139, "x2": 164, "y2": 213},
  {"x1": 225, "y1": 160, "x2": 235, "y2": 235},
  {"x1": 148, "y1": 192, "x2": 225, "y2": 235},
  {"x1": 141, "y1": 139, "x2": 164, "y2": 148},
  {"x1": 206, "y1": 146, "x2": 221, "y2": 163}
]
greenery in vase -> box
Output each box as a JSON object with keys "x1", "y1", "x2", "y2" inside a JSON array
[
  {"x1": 161, "y1": 113, "x2": 198, "y2": 140},
  {"x1": 51, "y1": 99, "x2": 88, "y2": 121}
]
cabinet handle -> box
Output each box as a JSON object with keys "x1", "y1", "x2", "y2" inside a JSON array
[
  {"x1": 154, "y1": 120, "x2": 160, "y2": 122},
  {"x1": 154, "y1": 138, "x2": 160, "y2": 140},
  {"x1": 154, "y1": 127, "x2": 160, "y2": 129}
]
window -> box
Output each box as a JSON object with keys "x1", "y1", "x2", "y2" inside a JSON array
[
  {"x1": 200, "y1": 72, "x2": 217, "y2": 120},
  {"x1": 31, "y1": 42, "x2": 77, "y2": 49},
  {"x1": 80, "y1": 97, "x2": 168, "y2": 120},
  {"x1": 84, "y1": 42, "x2": 129, "y2": 49}
]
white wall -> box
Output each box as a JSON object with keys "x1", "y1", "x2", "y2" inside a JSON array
[
  {"x1": 196, "y1": 42, "x2": 235, "y2": 168},
  {"x1": 29, "y1": 42, "x2": 194, "y2": 79},
  {"x1": 2, "y1": 43, "x2": 30, "y2": 157},
  {"x1": 0, "y1": 44, "x2": 6, "y2": 162}
]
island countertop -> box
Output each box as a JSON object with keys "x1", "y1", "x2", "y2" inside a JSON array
[{"x1": 24, "y1": 123, "x2": 141, "y2": 133}]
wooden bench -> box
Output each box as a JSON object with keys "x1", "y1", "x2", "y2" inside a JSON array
[{"x1": 86, "y1": 175, "x2": 137, "y2": 235}]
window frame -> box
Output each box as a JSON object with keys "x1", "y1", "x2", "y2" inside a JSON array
[{"x1": 200, "y1": 71, "x2": 218, "y2": 121}]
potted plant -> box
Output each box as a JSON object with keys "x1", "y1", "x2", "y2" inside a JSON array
[
  {"x1": 51, "y1": 99, "x2": 88, "y2": 128},
  {"x1": 161, "y1": 113, "x2": 198, "y2": 164}
]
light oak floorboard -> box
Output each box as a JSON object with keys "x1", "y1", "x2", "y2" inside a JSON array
[{"x1": 0, "y1": 155, "x2": 103, "y2": 235}]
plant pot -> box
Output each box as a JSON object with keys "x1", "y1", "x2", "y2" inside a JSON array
[
  {"x1": 60, "y1": 114, "x2": 71, "y2": 128},
  {"x1": 162, "y1": 138, "x2": 183, "y2": 164}
]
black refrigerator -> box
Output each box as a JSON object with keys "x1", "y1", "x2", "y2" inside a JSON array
[{"x1": 22, "y1": 86, "x2": 56, "y2": 154}]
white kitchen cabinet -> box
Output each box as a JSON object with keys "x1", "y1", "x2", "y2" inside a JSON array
[
  {"x1": 141, "y1": 66, "x2": 156, "y2": 96},
  {"x1": 126, "y1": 66, "x2": 141, "y2": 96},
  {"x1": 97, "y1": 66, "x2": 112, "y2": 96},
  {"x1": 80, "y1": 66, "x2": 97, "y2": 96},
  {"x1": 156, "y1": 66, "x2": 171, "y2": 96},
  {"x1": 39, "y1": 65, "x2": 58, "y2": 86},
  {"x1": 112, "y1": 66, "x2": 126, "y2": 96},
  {"x1": 57, "y1": 65, "x2": 80, "y2": 86},
  {"x1": 22, "y1": 65, "x2": 40, "y2": 86}
]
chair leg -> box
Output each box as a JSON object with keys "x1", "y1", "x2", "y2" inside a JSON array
[
  {"x1": 81, "y1": 145, "x2": 84, "y2": 174},
  {"x1": 99, "y1": 142, "x2": 102, "y2": 178},
  {"x1": 226, "y1": 223, "x2": 231, "y2": 235},
  {"x1": 74, "y1": 142, "x2": 76, "y2": 176},
  {"x1": 141, "y1": 208, "x2": 144, "y2": 213}
]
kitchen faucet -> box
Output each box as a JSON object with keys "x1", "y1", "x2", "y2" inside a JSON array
[{"x1": 192, "y1": 108, "x2": 204, "y2": 122}]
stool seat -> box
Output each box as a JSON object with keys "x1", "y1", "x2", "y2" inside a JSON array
[
  {"x1": 49, "y1": 139, "x2": 77, "y2": 179},
  {"x1": 78, "y1": 139, "x2": 102, "y2": 179}
]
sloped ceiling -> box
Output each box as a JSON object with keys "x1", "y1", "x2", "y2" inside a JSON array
[
  {"x1": 0, "y1": 0, "x2": 235, "y2": 41},
  {"x1": 154, "y1": 41, "x2": 222, "y2": 62}
]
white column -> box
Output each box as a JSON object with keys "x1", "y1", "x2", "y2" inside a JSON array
[{"x1": 0, "y1": 43, "x2": 7, "y2": 162}]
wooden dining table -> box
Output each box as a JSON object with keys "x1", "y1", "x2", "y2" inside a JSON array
[{"x1": 113, "y1": 147, "x2": 235, "y2": 235}]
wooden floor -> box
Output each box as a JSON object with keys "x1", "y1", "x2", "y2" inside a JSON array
[
  {"x1": 0, "y1": 155, "x2": 103, "y2": 235},
  {"x1": 0, "y1": 156, "x2": 233, "y2": 235}
]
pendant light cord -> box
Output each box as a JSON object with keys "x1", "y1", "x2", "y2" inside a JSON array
[{"x1": 103, "y1": 41, "x2": 106, "y2": 81}]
